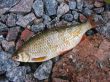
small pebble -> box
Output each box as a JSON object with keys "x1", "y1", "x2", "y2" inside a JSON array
[
  {"x1": 6, "y1": 66, "x2": 31, "y2": 82},
  {"x1": 6, "y1": 27, "x2": 20, "y2": 41},
  {"x1": 43, "y1": 15, "x2": 51, "y2": 26},
  {"x1": 44, "y1": 0, "x2": 58, "y2": 16},
  {"x1": 94, "y1": 1, "x2": 104, "y2": 7},
  {"x1": 57, "y1": 2, "x2": 69, "y2": 17},
  {"x1": 33, "y1": 0, "x2": 44, "y2": 17},
  {"x1": 76, "y1": 0, "x2": 83, "y2": 11},
  {"x1": 20, "y1": 28, "x2": 34, "y2": 41},
  {"x1": 31, "y1": 23, "x2": 45, "y2": 33},
  {"x1": 34, "y1": 18, "x2": 43, "y2": 25},
  {"x1": 6, "y1": 13, "x2": 17, "y2": 27},
  {"x1": 79, "y1": 14, "x2": 87, "y2": 23},
  {"x1": 83, "y1": 8, "x2": 93, "y2": 16},
  {"x1": 0, "y1": 14, "x2": 8, "y2": 23},
  {"x1": 0, "y1": 51, "x2": 12, "y2": 60},
  {"x1": 34, "y1": 60, "x2": 53, "y2": 80},
  {"x1": 62, "y1": 13, "x2": 74, "y2": 22},
  {"x1": 2, "y1": 40, "x2": 15, "y2": 53},
  {"x1": 72, "y1": 11, "x2": 79, "y2": 20},
  {"x1": 16, "y1": 13, "x2": 36, "y2": 27},
  {"x1": 0, "y1": 22, "x2": 8, "y2": 32},
  {"x1": 94, "y1": 7, "x2": 104, "y2": 14},
  {"x1": 69, "y1": 0, "x2": 76, "y2": 10}
]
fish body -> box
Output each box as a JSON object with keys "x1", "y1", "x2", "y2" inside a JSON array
[{"x1": 12, "y1": 22, "x2": 92, "y2": 62}]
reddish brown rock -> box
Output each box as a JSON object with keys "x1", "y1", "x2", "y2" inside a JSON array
[
  {"x1": 79, "y1": 14, "x2": 87, "y2": 23},
  {"x1": 20, "y1": 28, "x2": 34, "y2": 41},
  {"x1": 16, "y1": 39, "x2": 24, "y2": 50},
  {"x1": 52, "y1": 34, "x2": 110, "y2": 82}
]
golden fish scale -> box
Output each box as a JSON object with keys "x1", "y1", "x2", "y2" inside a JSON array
[{"x1": 17, "y1": 22, "x2": 92, "y2": 62}]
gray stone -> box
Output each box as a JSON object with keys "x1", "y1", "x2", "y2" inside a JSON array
[
  {"x1": 24, "y1": 74, "x2": 37, "y2": 82},
  {"x1": 0, "y1": 51, "x2": 12, "y2": 60},
  {"x1": 76, "y1": 0, "x2": 83, "y2": 11},
  {"x1": 33, "y1": 18, "x2": 43, "y2": 25},
  {"x1": 31, "y1": 23, "x2": 45, "y2": 33},
  {"x1": 0, "y1": 79, "x2": 9, "y2": 82},
  {"x1": 96, "y1": 20, "x2": 110, "y2": 40},
  {"x1": 83, "y1": 8, "x2": 93, "y2": 16},
  {"x1": 83, "y1": 0, "x2": 94, "y2": 9},
  {"x1": 0, "y1": 14, "x2": 8, "y2": 23},
  {"x1": 33, "y1": 0, "x2": 44, "y2": 17},
  {"x1": 94, "y1": 7, "x2": 104, "y2": 14},
  {"x1": 72, "y1": 11, "x2": 79, "y2": 20},
  {"x1": 2, "y1": 40, "x2": 15, "y2": 52},
  {"x1": 57, "y1": 2, "x2": 69, "y2": 17},
  {"x1": 0, "y1": 0, "x2": 20, "y2": 16},
  {"x1": 43, "y1": 15, "x2": 51, "y2": 26},
  {"x1": 34, "y1": 60, "x2": 53, "y2": 80},
  {"x1": 6, "y1": 13, "x2": 17, "y2": 27},
  {"x1": 62, "y1": 13, "x2": 74, "y2": 22},
  {"x1": 69, "y1": 0, "x2": 76, "y2": 10},
  {"x1": 6, "y1": 27, "x2": 20, "y2": 41},
  {"x1": 9, "y1": 0, "x2": 34, "y2": 13},
  {"x1": 6, "y1": 66, "x2": 31, "y2": 82},
  {"x1": 94, "y1": 1, "x2": 104, "y2": 7},
  {"x1": 44, "y1": 0, "x2": 58, "y2": 16},
  {"x1": 2, "y1": 59, "x2": 20, "y2": 72},
  {"x1": 0, "y1": 22, "x2": 8, "y2": 32},
  {"x1": 16, "y1": 13, "x2": 36, "y2": 27},
  {"x1": 0, "y1": 35, "x2": 4, "y2": 44}
]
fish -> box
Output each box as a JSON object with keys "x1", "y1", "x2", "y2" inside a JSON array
[{"x1": 12, "y1": 22, "x2": 92, "y2": 62}]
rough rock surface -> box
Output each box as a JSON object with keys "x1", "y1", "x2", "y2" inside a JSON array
[
  {"x1": 34, "y1": 60, "x2": 53, "y2": 80},
  {"x1": 33, "y1": 0, "x2": 44, "y2": 17},
  {"x1": 9, "y1": 0, "x2": 34, "y2": 13},
  {"x1": 52, "y1": 34, "x2": 110, "y2": 81}
]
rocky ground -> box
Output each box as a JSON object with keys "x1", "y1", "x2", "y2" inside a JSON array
[{"x1": 0, "y1": 0, "x2": 110, "y2": 82}]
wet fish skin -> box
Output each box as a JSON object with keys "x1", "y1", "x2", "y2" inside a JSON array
[{"x1": 12, "y1": 22, "x2": 92, "y2": 62}]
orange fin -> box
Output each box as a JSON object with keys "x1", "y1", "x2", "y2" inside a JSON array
[{"x1": 32, "y1": 56, "x2": 47, "y2": 62}]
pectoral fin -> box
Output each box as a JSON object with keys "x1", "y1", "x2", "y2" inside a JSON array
[{"x1": 31, "y1": 56, "x2": 47, "y2": 62}]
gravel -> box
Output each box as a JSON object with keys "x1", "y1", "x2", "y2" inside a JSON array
[
  {"x1": 34, "y1": 60, "x2": 53, "y2": 80},
  {"x1": 62, "y1": 13, "x2": 74, "y2": 22},
  {"x1": 33, "y1": 0, "x2": 44, "y2": 17},
  {"x1": 57, "y1": 2, "x2": 69, "y2": 17},
  {"x1": 44, "y1": 0, "x2": 58, "y2": 16},
  {"x1": 31, "y1": 23, "x2": 45, "y2": 33},
  {"x1": 68, "y1": 0, "x2": 76, "y2": 10}
]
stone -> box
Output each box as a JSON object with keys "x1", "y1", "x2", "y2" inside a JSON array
[
  {"x1": 0, "y1": 51, "x2": 12, "y2": 60},
  {"x1": 83, "y1": 0, "x2": 94, "y2": 9},
  {"x1": 16, "y1": 39, "x2": 24, "y2": 50},
  {"x1": 68, "y1": 0, "x2": 76, "y2": 10},
  {"x1": 0, "y1": 35, "x2": 4, "y2": 44},
  {"x1": 44, "y1": 0, "x2": 58, "y2": 16},
  {"x1": 6, "y1": 66, "x2": 30, "y2": 82},
  {"x1": 72, "y1": 11, "x2": 79, "y2": 20},
  {"x1": 62, "y1": 13, "x2": 74, "y2": 22},
  {"x1": 96, "y1": 20, "x2": 110, "y2": 40},
  {"x1": 57, "y1": 2, "x2": 69, "y2": 17},
  {"x1": 31, "y1": 23, "x2": 45, "y2": 33},
  {"x1": 79, "y1": 14, "x2": 87, "y2": 23},
  {"x1": 0, "y1": 0, "x2": 20, "y2": 16},
  {"x1": 76, "y1": 0, "x2": 83, "y2": 11},
  {"x1": 0, "y1": 79, "x2": 9, "y2": 82},
  {"x1": 83, "y1": 8, "x2": 93, "y2": 16},
  {"x1": 33, "y1": 0, "x2": 44, "y2": 17},
  {"x1": 20, "y1": 28, "x2": 34, "y2": 41},
  {"x1": 43, "y1": 15, "x2": 51, "y2": 26},
  {"x1": 6, "y1": 27, "x2": 20, "y2": 41},
  {"x1": 0, "y1": 22, "x2": 8, "y2": 32},
  {"x1": 9, "y1": 0, "x2": 34, "y2": 13},
  {"x1": 33, "y1": 18, "x2": 43, "y2": 25},
  {"x1": 52, "y1": 78, "x2": 69, "y2": 82},
  {"x1": 0, "y1": 14, "x2": 8, "y2": 23},
  {"x1": 6, "y1": 13, "x2": 17, "y2": 27},
  {"x1": 2, "y1": 59, "x2": 20, "y2": 72},
  {"x1": 94, "y1": 7, "x2": 104, "y2": 14},
  {"x1": 94, "y1": 1, "x2": 104, "y2": 7},
  {"x1": 2, "y1": 40, "x2": 15, "y2": 52},
  {"x1": 24, "y1": 74, "x2": 37, "y2": 82},
  {"x1": 52, "y1": 34, "x2": 110, "y2": 81},
  {"x1": 16, "y1": 13, "x2": 36, "y2": 27},
  {"x1": 34, "y1": 60, "x2": 53, "y2": 80}
]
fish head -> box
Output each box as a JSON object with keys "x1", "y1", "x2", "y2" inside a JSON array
[{"x1": 12, "y1": 50, "x2": 30, "y2": 62}]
